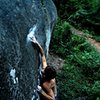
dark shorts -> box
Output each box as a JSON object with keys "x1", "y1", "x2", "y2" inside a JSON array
[{"x1": 55, "y1": 96, "x2": 58, "y2": 100}]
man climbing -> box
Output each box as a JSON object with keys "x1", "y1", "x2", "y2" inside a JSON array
[
  {"x1": 41, "y1": 66, "x2": 57, "y2": 100},
  {"x1": 31, "y1": 37, "x2": 57, "y2": 100}
]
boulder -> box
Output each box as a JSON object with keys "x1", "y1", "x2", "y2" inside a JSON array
[{"x1": 0, "y1": 0, "x2": 57, "y2": 99}]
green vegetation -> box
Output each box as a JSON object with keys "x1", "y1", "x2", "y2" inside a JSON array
[
  {"x1": 50, "y1": 0, "x2": 100, "y2": 99},
  {"x1": 50, "y1": 20, "x2": 100, "y2": 100},
  {"x1": 57, "y1": 0, "x2": 100, "y2": 35}
]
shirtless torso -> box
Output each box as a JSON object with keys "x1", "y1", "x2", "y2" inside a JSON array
[{"x1": 42, "y1": 78, "x2": 56, "y2": 100}]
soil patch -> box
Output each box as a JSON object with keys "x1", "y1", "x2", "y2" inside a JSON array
[
  {"x1": 47, "y1": 52, "x2": 65, "y2": 71},
  {"x1": 70, "y1": 27, "x2": 100, "y2": 52}
]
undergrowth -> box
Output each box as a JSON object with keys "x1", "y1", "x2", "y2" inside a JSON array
[{"x1": 50, "y1": 19, "x2": 100, "y2": 100}]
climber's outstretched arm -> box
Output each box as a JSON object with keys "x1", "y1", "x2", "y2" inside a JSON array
[
  {"x1": 31, "y1": 37, "x2": 47, "y2": 70},
  {"x1": 41, "y1": 55, "x2": 47, "y2": 70}
]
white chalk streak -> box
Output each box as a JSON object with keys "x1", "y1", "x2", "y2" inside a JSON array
[
  {"x1": 10, "y1": 69, "x2": 16, "y2": 84},
  {"x1": 46, "y1": 29, "x2": 51, "y2": 56},
  {"x1": 27, "y1": 25, "x2": 37, "y2": 42},
  {"x1": 31, "y1": 95, "x2": 35, "y2": 100}
]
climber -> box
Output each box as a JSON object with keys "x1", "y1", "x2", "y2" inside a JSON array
[
  {"x1": 31, "y1": 37, "x2": 57, "y2": 100},
  {"x1": 41, "y1": 66, "x2": 57, "y2": 100}
]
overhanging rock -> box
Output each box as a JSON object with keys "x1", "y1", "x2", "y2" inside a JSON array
[{"x1": 0, "y1": 0, "x2": 57, "y2": 100}]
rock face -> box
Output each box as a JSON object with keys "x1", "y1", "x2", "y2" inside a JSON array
[{"x1": 0, "y1": 0, "x2": 57, "y2": 100}]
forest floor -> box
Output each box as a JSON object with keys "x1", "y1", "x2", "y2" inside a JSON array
[
  {"x1": 47, "y1": 52, "x2": 65, "y2": 71},
  {"x1": 48, "y1": 27, "x2": 100, "y2": 71},
  {"x1": 70, "y1": 27, "x2": 100, "y2": 52}
]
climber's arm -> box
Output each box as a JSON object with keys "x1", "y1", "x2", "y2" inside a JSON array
[
  {"x1": 41, "y1": 89, "x2": 54, "y2": 100},
  {"x1": 36, "y1": 43, "x2": 47, "y2": 69},
  {"x1": 41, "y1": 55, "x2": 47, "y2": 70},
  {"x1": 43, "y1": 81, "x2": 55, "y2": 100},
  {"x1": 50, "y1": 78, "x2": 57, "y2": 98},
  {"x1": 31, "y1": 37, "x2": 47, "y2": 70},
  {"x1": 37, "y1": 85, "x2": 53, "y2": 100}
]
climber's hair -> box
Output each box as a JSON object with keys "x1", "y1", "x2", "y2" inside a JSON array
[{"x1": 44, "y1": 66, "x2": 56, "y2": 81}]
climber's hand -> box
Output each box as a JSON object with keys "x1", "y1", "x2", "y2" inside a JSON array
[
  {"x1": 41, "y1": 68, "x2": 45, "y2": 73},
  {"x1": 30, "y1": 36, "x2": 38, "y2": 44},
  {"x1": 30, "y1": 36, "x2": 42, "y2": 51}
]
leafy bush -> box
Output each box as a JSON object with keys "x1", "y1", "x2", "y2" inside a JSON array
[
  {"x1": 93, "y1": 36, "x2": 100, "y2": 42},
  {"x1": 51, "y1": 21, "x2": 100, "y2": 99},
  {"x1": 51, "y1": 1, "x2": 100, "y2": 99},
  {"x1": 56, "y1": 0, "x2": 100, "y2": 35},
  {"x1": 50, "y1": 18, "x2": 71, "y2": 57},
  {"x1": 56, "y1": 34, "x2": 100, "y2": 99}
]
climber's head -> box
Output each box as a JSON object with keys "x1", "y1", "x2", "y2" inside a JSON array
[{"x1": 44, "y1": 66, "x2": 56, "y2": 81}]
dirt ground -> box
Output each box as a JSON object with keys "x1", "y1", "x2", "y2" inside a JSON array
[
  {"x1": 70, "y1": 27, "x2": 100, "y2": 52},
  {"x1": 47, "y1": 27, "x2": 100, "y2": 71},
  {"x1": 47, "y1": 52, "x2": 65, "y2": 71}
]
